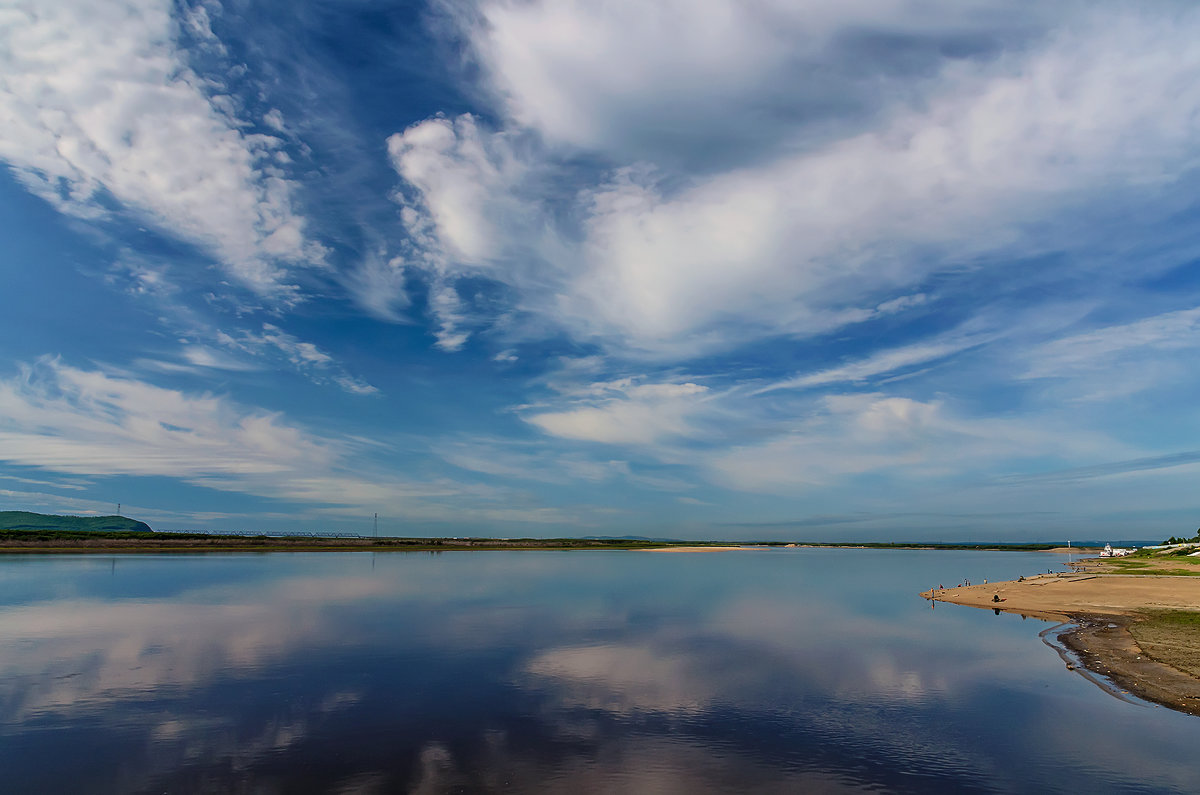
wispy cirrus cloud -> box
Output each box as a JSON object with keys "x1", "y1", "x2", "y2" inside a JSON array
[
  {"x1": 755, "y1": 334, "x2": 989, "y2": 394},
  {"x1": 0, "y1": 357, "x2": 338, "y2": 480},
  {"x1": 0, "y1": 358, "x2": 515, "y2": 520},
  {"x1": 219, "y1": 324, "x2": 379, "y2": 395},
  {"x1": 0, "y1": 0, "x2": 326, "y2": 300},
  {"x1": 704, "y1": 393, "x2": 1124, "y2": 495},
  {"x1": 993, "y1": 450, "x2": 1200, "y2": 486},
  {"x1": 1023, "y1": 306, "x2": 1200, "y2": 380}
]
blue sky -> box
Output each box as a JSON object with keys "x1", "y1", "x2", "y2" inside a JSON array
[{"x1": 2, "y1": 0, "x2": 1199, "y2": 540}]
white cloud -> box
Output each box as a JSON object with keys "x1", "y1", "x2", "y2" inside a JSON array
[
  {"x1": 218, "y1": 324, "x2": 379, "y2": 395},
  {"x1": 345, "y1": 249, "x2": 412, "y2": 323},
  {"x1": 467, "y1": 0, "x2": 1050, "y2": 162},
  {"x1": 332, "y1": 374, "x2": 381, "y2": 396},
  {"x1": 563, "y1": 12, "x2": 1200, "y2": 349},
  {"x1": 180, "y1": 345, "x2": 259, "y2": 372},
  {"x1": 756, "y1": 333, "x2": 988, "y2": 394},
  {"x1": 388, "y1": 114, "x2": 531, "y2": 267},
  {"x1": 0, "y1": 359, "x2": 583, "y2": 526},
  {"x1": 1023, "y1": 307, "x2": 1200, "y2": 379},
  {"x1": 524, "y1": 379, "x2": 710, "y2": 444},
  {"x1": 393, "y1": 4, "x2": 1200, "y2": 357},
  {"x1": 385, "y1": 113, "x2": 552, "y2": 348},
  {"x1": 252, "y1": 324, "x2": 333, "y2": 368},
  {"x1": 0, "y1": 358, "x2": 338, "y2": 480},
  {"x1": 705, "y1": 392, "x2": 1122, "y2": 494},
  {"x1": 0, "y1": 0, "x2": 325, "y2": 299},
  {"x1": 0, "y1": 359, "x2": 404, "y2": 511},
  {"x1": 435, "y1": 438, "x2": 690, "y2": 495},
  {"x1": 427, "y1": 279, "x2": 473, "y2": 351}
]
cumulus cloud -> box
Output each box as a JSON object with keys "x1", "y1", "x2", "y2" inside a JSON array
[
  {"x1": 385, "y1": 113, "x2": 556, "y2": 348},
  {"x1": 0, "y1": 0, "x2": 325, "y2": 299},
  {"x1": 466, "y1": 0, "x2": 1052, "y2": 163},
  {"x1": 389, "y1": 113, "x2": 532, "y2": 267},
  {"x1": 562, "y1": 11, "x2": 1200, "y2": 349},
  {"x1": 391, "y1": 3, "x2": 1200, "y2": 357}
]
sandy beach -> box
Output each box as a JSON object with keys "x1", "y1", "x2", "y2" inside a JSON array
[
  {"x1": 924, "y1": 569, "x2": 1200, "y2": 715},
  {"x1": 922, "y1": 573, "x2": 1200, "y2": 621}
]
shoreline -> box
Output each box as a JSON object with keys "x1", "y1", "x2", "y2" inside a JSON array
[
  {"x1": 0, "y1": 534, "x2": 770, "y2": 554},
  {"x1": 0, "y1": 532, "x2": 1096, "y2": 554},
  {"x1": 923, "y1": 569, "x2": 1200, "y2": 716}
]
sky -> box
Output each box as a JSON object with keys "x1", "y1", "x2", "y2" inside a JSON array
[{"x1": 1, "y1": 0, "x2": 1199, "y2": 541}]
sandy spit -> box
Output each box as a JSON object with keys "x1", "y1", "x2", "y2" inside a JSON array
[{"x1": 923, "y1": 573, "x2": 1200, "y2": 716}]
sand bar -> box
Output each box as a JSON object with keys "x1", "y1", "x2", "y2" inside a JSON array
[{"x1": 924, "y1": 572, "x2": 1200, "y2": 715}]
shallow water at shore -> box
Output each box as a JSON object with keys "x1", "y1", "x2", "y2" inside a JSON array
[{"x1": 1, "y1": 548, "x2": 1197, "y2": 793}]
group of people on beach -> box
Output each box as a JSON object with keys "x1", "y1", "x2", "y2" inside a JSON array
[
  {"x1": 933, "y1": 577, "x2": 989, "y2": 592},
  {"x1": 941, "y1": 577, "x2": 987, "y2": 588}
]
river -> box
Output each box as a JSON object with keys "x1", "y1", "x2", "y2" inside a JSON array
[{"x1": 1, "y1": 548, "x2": 1196, "y2": 792}]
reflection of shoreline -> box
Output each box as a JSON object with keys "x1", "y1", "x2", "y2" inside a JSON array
[
  {"x1": 923, "y1": 572, "x2": 1200, "y2": 716},
  {"x1": 647, "y1": 546, "x2": 767, "y2": 553}
]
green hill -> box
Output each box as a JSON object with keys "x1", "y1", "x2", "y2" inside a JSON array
[{"x1": 0, "y1": 511, "x2": 152, "y2": 533}]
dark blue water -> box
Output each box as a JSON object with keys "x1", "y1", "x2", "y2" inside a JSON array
[{"x1": 1, "y1": 549, "x2": 1197, "y2": 793}]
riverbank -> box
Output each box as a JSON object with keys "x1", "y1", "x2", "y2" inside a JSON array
[
  {"x1": 0, "y1": 531, "x2": 746, "y2": 553},
  {"x1": 0, "y1": 530, "x2": 1087, "y2": 554},
  {"x1": 923, "y1": 569, "x2": 1200, "y2": 716}
]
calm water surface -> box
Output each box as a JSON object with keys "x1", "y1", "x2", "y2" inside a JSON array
[{"x1": 1, "y1": 549, "x2": 1197, "y2": 793}]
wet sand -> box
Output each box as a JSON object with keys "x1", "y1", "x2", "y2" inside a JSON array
[{"x1": 923, "y1": 573, "x2": 1200, "y2": 716}]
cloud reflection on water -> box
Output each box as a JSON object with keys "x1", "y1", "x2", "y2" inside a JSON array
[
  {"x1": 0, "y1": 572, "x2": 397, "y2": 722},
  {"x1": 1, "y1": 550, "x2": 1199, "y2": 793}
]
